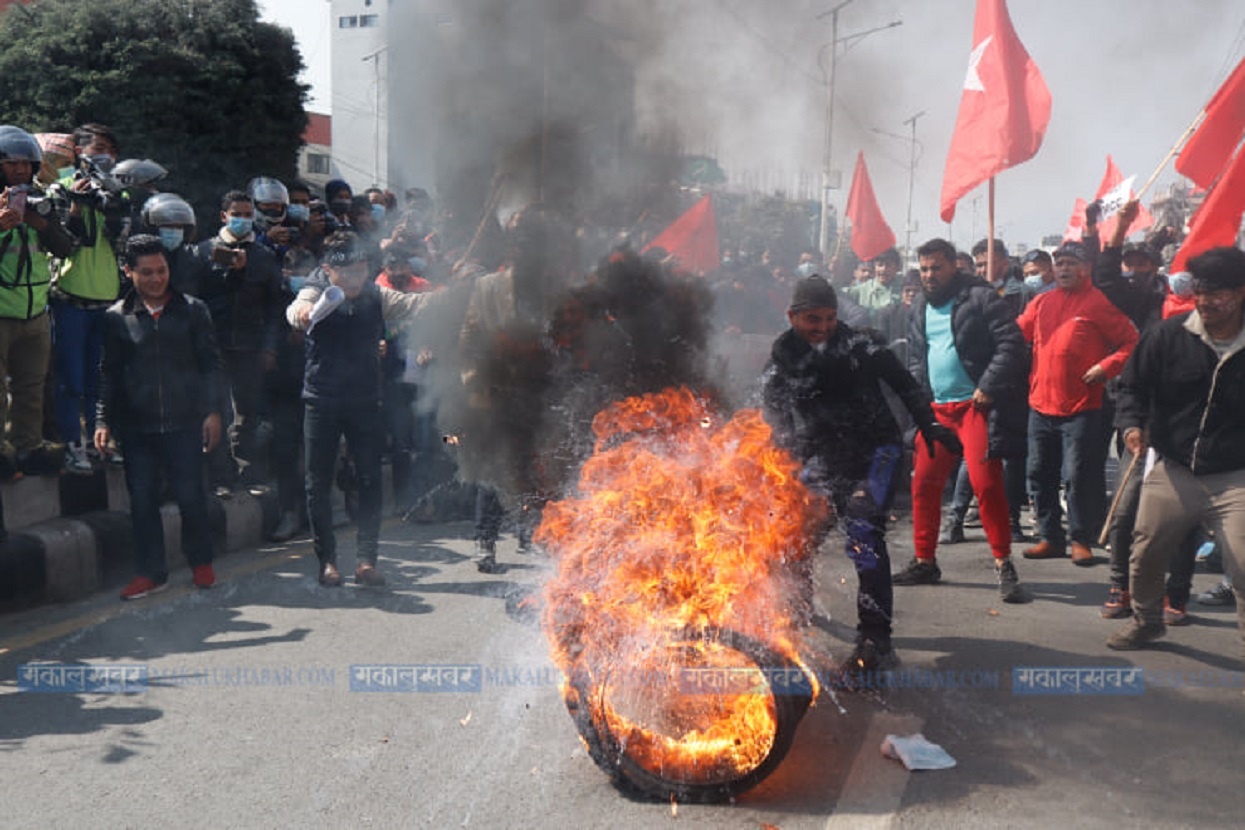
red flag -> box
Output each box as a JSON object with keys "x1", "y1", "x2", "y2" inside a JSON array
[
  {"x1": 641, "y1": 195, "x2": 719, "y2": 275},
  {"x1": 939, "y1": 0, "x2": 1051, "y2": 223},
  {"x1": 845, "y1": 152, "x2": 896, "y2": 262},
  {"x1": 1063, "y1": 197, "x2": 1088, "y2": 242},
  {"x1": 1170, "y1": 143, "x2": 1245, "y2": 273},
  {"x1": 1175, "y1": 56, "x2": 1245, "y2": 189},
  {"x1": 1093, "y1": 155, "x2": 1154, "y2": 240}
]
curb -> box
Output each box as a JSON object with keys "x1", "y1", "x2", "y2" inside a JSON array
[{"x1": 0, "y1": 491, "x2": 276, "y2": 611}]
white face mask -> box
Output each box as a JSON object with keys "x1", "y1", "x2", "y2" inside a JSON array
[
  {"x1": 1024, "y1": 274, "x2": 1045, "y2": 292},
  {"x1": 1169, "y1": 271, "x2": 1194, "y2": 298}
]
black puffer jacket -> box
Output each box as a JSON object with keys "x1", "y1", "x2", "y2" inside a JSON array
[
  {"x1": 97, "y1": 290, "x2": 225, "y2": 435},
  {"x1": 762, "y1": 322, "x2": 936, "y2": 484},
  {"x1": 193, "y1": 236, "x2": 282, "y2": 353},
  {"x1": 1116, "y1": 312, "x2": 1245, "y2": 476},
  {"x1": 906, "y1": 273, "x2": 1030, "y2": 459}
]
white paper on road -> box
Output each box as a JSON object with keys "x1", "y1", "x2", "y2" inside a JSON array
[
  {"x1": 307, "y1": 285, "x2": 345, "y2": 333},
  {"x1": 880, "y1": 733, "x2": 957, "y2": 770}
]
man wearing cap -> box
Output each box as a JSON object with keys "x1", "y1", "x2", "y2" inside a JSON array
[
  {"x1": 1093, "y1": 199, "x2": 1202, "y2": 621},
  {"x1": 1016, "y1": 240, "x2": 1138, "y2": 565},
  {"x1": 286, "y1": 231, "x2": 438, "y2": 587},
  {"x1": 762, "y1": 275, "x2": 962, "y2": 676},
  {"x1": 1108, "y1": 246, "x2": 1245, "y2": 651},
  {"x1": 897, "y1": 238, "x2": 1030, "y2": 602}
]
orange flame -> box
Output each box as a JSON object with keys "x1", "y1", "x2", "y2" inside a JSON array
[{"x1": 540, "y1": 387, "x2": 824, "y2": 787}]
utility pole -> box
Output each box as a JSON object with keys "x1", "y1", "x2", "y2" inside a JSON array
[
  {"x1": 362, "y1": 44, "x2": 389, "y2": 188},
  {"x1": 816, "y1": 3, "x2": 902, "y2": 259},
  {"x1": 902, "y1": 110, "x2": 924, "y2": 261},
  {"x1": 816, "y1": 1, "x2": 852, "y2": 258}
]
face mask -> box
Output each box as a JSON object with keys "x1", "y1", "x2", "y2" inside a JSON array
[
  {"x1": 1024, "y1": 274, "x2": 1045, "y2": 292},
  {"x1": 227, "y1": 216, "x2": 253, "y2": 237},
  {"x1": 1121, "y1": 270, "x2": 1136, "y2": 281},
  {"x1": 158, "y1": 227, "x2": 184, "y2": 250},
  {"x1": 1169, "y1": 271, "x2": 1193, "y2": 298},
  {"x1": 57, "y1": 166, "x2": 75, "y2": 180},
  {"x1": 287, "y1": 204, "x2": 310, "y2": 223},
  {"x1": 796, "y1": 262, "x2": 817, "y2": 278},
  {"x1": 287, "y1": 275, "x2": 308, "y2": 293},
  {"x1": 371, "y1": 204, "x2": 386, "y2": 223},
  {"x1": 409, "y1": 256, "x2": 426, "y2": 274}
]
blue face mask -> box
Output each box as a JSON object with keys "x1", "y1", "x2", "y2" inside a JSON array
[
  {"x1": 1169, "y1": 271, "x2": 1193, "y2": 298},
  {"x1": 1024, "y1": 274, "x2": 1045, "y2": 293},
  {"x1": 227, "y1": 216, "x2": 253, "y2": 237},
  {"x1": 287, "y1": 204, "x2": 310, "y2": 223},
  {"x1": 370, "y1": 204, "x2": 386, "y2": 223},
  {"x1": 287, "y1": 275, "x2": 308, "y2": 293},
  {"x1": 1121, "y1": 270, "x2": 1136, "y2": 281},
  {"x1": 57, "y1": 166, "x2": 75, "y2": 180},
  {"x1": 408, "y1": 256, "x2": 426, "y2": 275},
  {"x1": 158, "y1": 227, "x2": 184, "y2": 251}
]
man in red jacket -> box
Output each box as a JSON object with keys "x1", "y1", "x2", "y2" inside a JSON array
[{"x1": 1017, "y1": 241, "x2": 1138, "y2": 565}]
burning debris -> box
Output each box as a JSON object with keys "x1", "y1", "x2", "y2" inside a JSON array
[{"x1": 538, "y1": 387, "x2": 826, "y2": 802}]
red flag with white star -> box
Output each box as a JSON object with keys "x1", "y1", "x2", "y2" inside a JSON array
[{"x1": 939, "y1": 0, "x2": 1051, "y2": 223}]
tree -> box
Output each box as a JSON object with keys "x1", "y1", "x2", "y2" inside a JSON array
[{"x1": 0, "y1": 0, "x2": 308, "y2": 231}]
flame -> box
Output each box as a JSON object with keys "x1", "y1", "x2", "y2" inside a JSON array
[{"x1": 540, "y1": 387, "x2": 825, "y2": 788}]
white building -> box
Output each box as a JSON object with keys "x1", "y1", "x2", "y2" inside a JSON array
[{"x1": 329, "y1": 0, "x2": 389, "y2": 190}]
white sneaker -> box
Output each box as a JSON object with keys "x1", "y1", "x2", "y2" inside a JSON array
[{"x1": 64, "y1": 442, "x2": 93, "y2": 475}]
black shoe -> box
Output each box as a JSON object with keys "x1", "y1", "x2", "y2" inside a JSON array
[
  {"x1": 996, "y1": 557, "x2": 1029, "y2": 603},
  {"x1": 892, "y1": 558, "x2": 941, "y2": 586},
  {"x1": 475, "y1": 540, "x2": 503, "y2": 574},
  {"x1": 1010, "y1": 522, "x2": 1029, "y2": 543},
  {"x1": 831, "y1": 639, "x2": 899, "y2": 690},
  {"x1": 939, "y1": 517, "x2": 965, "y2": 545}
]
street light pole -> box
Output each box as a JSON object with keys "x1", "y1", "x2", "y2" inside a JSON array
[
  {"x1": 817, "y1": 1, "x2": 852, "y2": 258},
  {"x1": 902, "y1": 110, "x2": 924, "y2": 260}
]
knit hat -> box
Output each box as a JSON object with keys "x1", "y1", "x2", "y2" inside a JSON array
[{"x1": 789, "y1": 275, "x2": 837, "y2": 311}]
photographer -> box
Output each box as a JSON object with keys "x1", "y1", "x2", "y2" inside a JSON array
[
  {"x1": 194, "y1": 189, "x2": 282, "y2": 495},
  {"x1": 0, "y1": 125, "x2": 76, "y2": 479},
  {"x1": 46, "y1": 123, "x2": 130, "y2": 474},
  {"x1": 249, "y1": 176, "x2": 302, "y2": 259}
]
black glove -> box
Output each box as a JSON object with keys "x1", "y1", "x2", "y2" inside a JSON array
[
  {"x1": 919, "y1": 423, "x2": 963, "y2": 458},
  {"x1": 1085, "y1": 199, "x2": 1102, "y2": 227}
]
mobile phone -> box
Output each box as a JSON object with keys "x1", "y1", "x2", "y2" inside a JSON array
[
  {"x1": 212, "y1": 244, "x2": 240, "y2": 266},
  {"x1": 6, "y1": 187, "x2": 26, "y2": 215}
]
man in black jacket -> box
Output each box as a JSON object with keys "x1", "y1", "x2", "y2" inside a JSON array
[
  {"x1": 762, "y1": 275, "x2": 961, "y2": 674},
  {"x1": 96, "y1": 235, "x2": 225, "y2": 600},
  {"x1": 897, "y1": 238, "x2": 1030, "y2": 603},
  {"x1": 1108, "y1": 246, "x2": 1245, "y2": 651}
]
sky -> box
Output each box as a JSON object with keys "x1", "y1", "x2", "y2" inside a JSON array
[{"x1": 259, "y1": 0, "x2": 1245, "y2": 252}]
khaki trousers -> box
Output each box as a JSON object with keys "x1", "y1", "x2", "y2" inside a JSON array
[
  {"x1": 1129, "y1": 458, "x2": 1245, "y2": 651},
  {"x1": 0, "y1": 313, "x2": 52, "y2": 455}
]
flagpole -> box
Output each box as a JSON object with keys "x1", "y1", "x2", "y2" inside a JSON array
[
  {"x1": 986, "y1": 177, "x2": 996, "y2": 282},
  {"x1": 1136, "y1": 110, "x2": 1205, "y2": 199}
]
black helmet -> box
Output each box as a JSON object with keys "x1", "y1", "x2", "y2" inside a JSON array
[
  {"x1": 113, "y1": 158, "x2": 168, "y2": 188},
  {"x1": 141, "y1": 192, "x2": 195, "y2": 229}
]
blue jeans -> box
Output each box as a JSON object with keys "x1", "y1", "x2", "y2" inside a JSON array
[
  {"x1": 1027, "y1": 409, "x2": 1105, "y2": 547},
  {"x1": 808, "y1": 445, "x2": 901, "y2": 645},
  {"x1": 121, "y1": 427, "x2": 213, "y2": 582},
  {"x1": 304, "y1": 401, "x2": 382, "y2": 567},
  {"x1": 51, "y1": 300, "x2": 106, "y2": 445}
]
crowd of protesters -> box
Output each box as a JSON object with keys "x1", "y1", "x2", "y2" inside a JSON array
[{"x1": 0, "y1": 119, "x2": 1241, "y2": 670}]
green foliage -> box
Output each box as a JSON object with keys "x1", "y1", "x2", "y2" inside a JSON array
[{"x1": 0, "y1": 0, "x2": 308, "y2": 231}]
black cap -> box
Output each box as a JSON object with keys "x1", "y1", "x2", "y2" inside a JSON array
[
  {"x1": 1188, "y1": 246, "x2": 1245, "y2": 292},
  {"x1": 1122, "y1": 242, "x2": 1159, "y2": 265},
  {"x1": 790, "y1": 275, "x2": 837, "y2": 311},
  {"x1": 1053, "y1": 241, "x2": 1091, "y2": 263}
]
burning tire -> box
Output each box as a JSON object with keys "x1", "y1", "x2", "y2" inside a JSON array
[{"x1": 564, "y1": 628, "x2": 814, "y2": 803}]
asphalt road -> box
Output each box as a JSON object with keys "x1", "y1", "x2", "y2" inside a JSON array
[{"x1": 1, "y1": 510, "x2": 1242, "y2": 829}]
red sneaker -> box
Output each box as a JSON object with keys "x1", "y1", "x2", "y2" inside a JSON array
[
  {"x1": 192, "y1": 564, "x2": 216, "y2": 589},
  {"x1": 120, "y1": 575, "x2": 168, "y2": 601}
]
